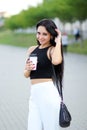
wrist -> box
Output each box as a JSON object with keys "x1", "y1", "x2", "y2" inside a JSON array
[
  {"x1": 25, "y1": 69, "x2": 31, "y2": 73},
  {"x1": 56, "y1": 39, "x2": 62, "y2": 45},
  {"x1": 56, "y1": 36, "x2": 62, "y2": 44},
  {"x1": 24, "y1": 69, "x2": 31, "y2": 78},
  {"x1": 58, "y1": 36, "x2": 62, "y2": 41}
]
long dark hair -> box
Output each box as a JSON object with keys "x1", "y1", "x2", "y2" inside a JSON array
[{"x1": 36, "y1": 19, "x2": 64, "y2": 89}]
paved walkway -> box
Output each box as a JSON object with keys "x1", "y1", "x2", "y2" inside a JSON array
[{"x1": 0, "y1": 44, "x2": 87, "y2": 130}]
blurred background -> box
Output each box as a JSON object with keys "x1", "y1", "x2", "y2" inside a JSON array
[
  {"x1": 0, "y1": 0, "x2": 87, "y2": 130},
  {"x1": 0, "y1": 0, "x2": 87, "y2": 52}
]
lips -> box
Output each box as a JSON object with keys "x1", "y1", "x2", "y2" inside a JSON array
[{"x1": 39, "y1": 40, "x2": 45, "y2": 44}]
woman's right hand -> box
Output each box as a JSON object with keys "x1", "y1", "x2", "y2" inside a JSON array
[
  {"x1": 24, "y1": 58, "x2": 35, "y2": 78},
  {"x1": 25, "y1": 58, "x2": 35, "y2": 71}
]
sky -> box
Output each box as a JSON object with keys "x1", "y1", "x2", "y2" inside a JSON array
[{"x1": 0, "y1": 0, "x2": 43, "y2": 16}]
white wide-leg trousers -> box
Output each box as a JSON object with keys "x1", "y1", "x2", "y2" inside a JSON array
[{"x1": 27, "y1": 81, "x2": 61, "y2": 130}]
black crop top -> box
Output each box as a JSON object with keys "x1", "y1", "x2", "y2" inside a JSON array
[{"x1": 30, "y1": 46, "x2": 53, "y2": 79}]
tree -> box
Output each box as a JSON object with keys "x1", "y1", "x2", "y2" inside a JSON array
[
  {"x1": 4, "y1": 0, "x2": 87, "y2": 29},
  {"x1": 43, "y1": 0, "x2": 87, "y2": 22},
  {"x1": 67, "y1": 0, "x2": 87, "y2": 22}
]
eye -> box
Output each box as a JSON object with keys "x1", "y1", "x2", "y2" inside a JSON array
[
  {"x1": 43, "y1": 33, "x2": 47, "y2": 36},
  {"x1": 37, "y1": 32, "x2": 40, "y2": 35}
]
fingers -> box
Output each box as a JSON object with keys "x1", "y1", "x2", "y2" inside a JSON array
[
  {"x1": 55, "y1": 28, "x2": 62, "y2": 37},
  {"x1": 25, "y1": 59, "x2": 35, "y2": 71}
]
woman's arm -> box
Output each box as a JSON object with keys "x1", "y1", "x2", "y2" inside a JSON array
[
  {"x1": 51, "y1": 29, "x2": 62, "y2": 65},
  {"x1": 24, "y1": 69, "x2": 31, "y2": 78},
  {"x1": 24, "y1": 46, "x2": 37, "y2": 78}
]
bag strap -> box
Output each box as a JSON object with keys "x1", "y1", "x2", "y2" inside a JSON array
[{"x1": 49, "y1": 47, "x2": 63, "y2": 101}]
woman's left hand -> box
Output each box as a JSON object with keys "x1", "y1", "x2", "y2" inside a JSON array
[{"x1": 55, "y1": 29, "x2": 62, "y2": 44}]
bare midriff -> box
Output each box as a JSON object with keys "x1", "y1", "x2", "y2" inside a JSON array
[{"x1": 31, "y1": 78, "x2": 52, "y2": 85}]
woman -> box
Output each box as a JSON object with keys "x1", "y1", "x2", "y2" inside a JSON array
[{"x1": 24, "y1": 19, "x2": 64, "y2": 130}]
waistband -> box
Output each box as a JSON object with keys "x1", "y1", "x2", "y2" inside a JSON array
[
  {"x1": 31, "y1": 81, "x2": 54, "y2": 87},
  {"x1": 30, "y1": 81, "x2": 60, "y2": 101}
]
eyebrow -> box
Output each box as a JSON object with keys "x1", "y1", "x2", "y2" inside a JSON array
[{"x1": 37, "y1": 31, "x2": 48, "y2": 35}]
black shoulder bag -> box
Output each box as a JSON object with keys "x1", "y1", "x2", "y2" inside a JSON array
[{"x1": 50, "y1": 49, "x2": 72, "y2": 128}]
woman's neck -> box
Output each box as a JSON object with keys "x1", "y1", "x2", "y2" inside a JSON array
[{"x1": 39, "y1": 44, "x2": 51, "y2": 49}]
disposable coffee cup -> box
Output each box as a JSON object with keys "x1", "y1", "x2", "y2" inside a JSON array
[{"x1": 29, "y1": 54, "x2": 38, "y2": 70}]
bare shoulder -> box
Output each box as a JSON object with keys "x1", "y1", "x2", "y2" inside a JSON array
[{"x1": 27, "y1": 45, "x2": 38, "y2": 55}]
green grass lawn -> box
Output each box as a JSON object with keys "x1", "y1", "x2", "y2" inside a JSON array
[
  {"x1": 68, "y1": 40, "x2": 87, "y2": 55},
  {"x1": 0, "y1": 30, "x2": 87, "y2": 55},
  {"x1": 0, "y1": 30, "x2": 36, "y2": 48}
]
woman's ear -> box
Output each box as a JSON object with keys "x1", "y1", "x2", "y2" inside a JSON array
[{"x1": 51, "y1": 36, "x2": 53, "y2": 40}]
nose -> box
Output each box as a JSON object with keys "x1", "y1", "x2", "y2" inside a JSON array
[{"x1": 38, "y1": 34, "x2": 43, "y2": 40}]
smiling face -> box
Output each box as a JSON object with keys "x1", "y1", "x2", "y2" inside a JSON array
[{"x1": 36, "y1": 26, "x2": 52, "y2": 46}]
